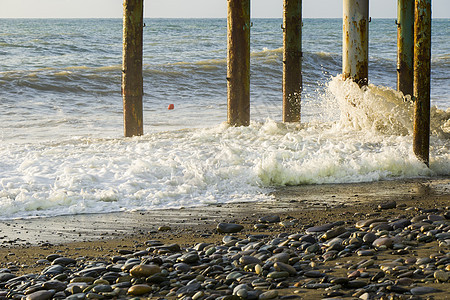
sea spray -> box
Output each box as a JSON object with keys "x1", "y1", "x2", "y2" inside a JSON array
[
  {"x1": 1, "y1": 78, "x2": 448, "y2": 219},
  {"x1": 0, "y1": 19, "x2": 448, "y2": 220}
]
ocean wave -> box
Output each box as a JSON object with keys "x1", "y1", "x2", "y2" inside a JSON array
[
  {"x1": 1, "y1": 75, "x2": 449, "y2": 219},
  {"x1": 1, "y1": 116, "x2": 448, "y2": 220}
]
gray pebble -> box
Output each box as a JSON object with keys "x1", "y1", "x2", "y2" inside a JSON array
[
  {"x1": 410, "y1": 286, "x2": 441, "y2": 295},
  {"x1": 217, "y1": 223, "x2": 244, "y2": 233}
]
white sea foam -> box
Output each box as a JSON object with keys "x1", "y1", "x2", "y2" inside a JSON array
[
  {"x1": 1, "y1": 18, "x2": 449, "y2": 220},
  {"x1": 0, "y1": 77, "x2": 448, "y2": 220}
]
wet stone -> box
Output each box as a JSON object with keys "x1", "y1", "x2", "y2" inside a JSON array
[
  {"x1": 52, "y1": 257, "x2": 77, "y2": 266},
  {"x1": 356, "y1": 218, "x2": 387, "y2": 228},
  {"x1": 259, "y1": 290, "x2": 278, "y2": 300},
  {"x1": 434, "y1": 270, "x2": 449, "y2": 282},
  {"x1": 42, "y1": 264, "x2": 66, "y2": 276},
  {"x1": 217, "y1": 223, "x2": 244, "y2": 233},
  {"x1": 321, "y1": 226, "x2": 346, "y2": 241},
  {"x1": 428, "y1": 214, "x2": 445, "y2": 221},
  {"x1": 410, "y1": 286, "x2": 441, "y2": 295},
  {"x1": 371, "y1": 271, "x2": 385, "y2": 282},
  {"x1": 372, "y1": 237, "x2": 393, "y2": 248},
  {"x1": 300, "y1": 235, "x2": 317, "y2": 244},
  {"x1": 387, "y1": 285, "x2": 410, "y2": 294},
  {"x1": 268, "y1": 252, "x2": 290, "y2": 264},
  {"x1": 396, "y1": 277, "x2": 414, "y2": 286},
  {"x1": 378, "y1": 200, "x2": 396, "y2": 210},
  {"x1": 127, "y1": 284, "x2": 152, "y2": 296},
  {"x1": 0, "y1": 273, "x2": 16, "y2": 283},
  {"x1": 305, "y1": 243, "x2": 320, "y2": 254},
  {"x1": 330, "y1": 277, "x2": 349, "y2": 285},
  {"x1": 177, "y1": 281, "x2": 202, "y2": 296},
  {"x1": 345, "y1": 280, "x2": 367, "y2": 289},
  {"x1": 92, "y1": 284, "x2": 113, "y2": 293},
  {"x1": 158, "y1": 225, "x2": 171, "y2": 231},
  {"x1": 259, "y1": 215, "x2": 280, "y2": 223},
  {"x1": 76, "y1": 266, "x2": 106, "y2": 277},
  {"x1": 233, "y1": 283, "x2": 249, "y2": 294},
  {"x1": 411, "y1": 215, "x2": 428, "y2": 222},
  {"x1": 304, "y1": 283, "x2": 332, "y2": 289},
  {"x1": 42, "y1": 280, "x2": 67, "y2": 291},
  {"x1": 178, "y1": 252, "x2": 200, "y2": 264},
  {"x1": 26, "y1": 290, "x2": 55, "y2": 300},
  {"x1": 416, "y1": 257, "x2": 432, "y2": 265},
  {"x1": 66, "y1": 294, "x2": 86, "y2": 300},
  {"x1": 192, "y1": 291, "x2": 205, "y2": 300},
  {"x1": 280, "y1": 220, "x2": 295, "y2": 227},
  {"x1": 254, "y1": 224, "x2": 269, "y2": 230},
  {"x1": 391, "y1": 219, "x2": 411, "y2": 229},
  {"x1": 274, "y1": 262, "x2": 297, "y2": 275},
  {"x1": 174, "y1": 262, "x2": 191, "y2": 273},
  {"x1": 359, "y1": 259, "x2": 375, "y2": 269},
  {"x1": 267, "y1": 271, "x2": 289, "y2": 279},
  {"x1": 46, "y1": 254, "x2": 61, "y2": 262},
  {"x1": 223, "y1": 235, "x2": 238, "y2": 246},
  {"x1": 357, "y1": 249, "x2": 375, "y2": 256},
  {"x1": 306, "y1": 223, "x2": 335, "y2": 233},
  {"x1": 70, "y1": 277, "x2": 95, "y2": 284},
  {"x1": 240, "y1": 255, "x2": 262, "y2": 266},
  {"x1": 66, "y1": 283, "x2": 87, "y2": 295},
  {"x1": 359, "y1": 292, "x2": 370, "y2": 300},
  {"x1": 129, "y1": 264, "x2": 161, "y2": 278},
  {"x1": 304, "y1": 270, "x2": 324, "y2": 278}
]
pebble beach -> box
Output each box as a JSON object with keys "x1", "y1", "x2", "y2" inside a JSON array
[{"x1": 0, "y1": 178, "x2": 449, "y2": 300}]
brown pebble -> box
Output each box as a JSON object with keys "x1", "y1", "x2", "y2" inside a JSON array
[{"x1": 127, "y1": 284, "x2": 152, "y2": 296}]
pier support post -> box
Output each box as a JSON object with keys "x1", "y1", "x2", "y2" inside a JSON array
[
  {"x1": 122, "y1": 0, "x2": 144, "y2": 137},
  {"x1": 227, "y1": 0, "x2": 251, "y2": 127},
  {"x1": 413, "y1": 0, "x2": 431, "y2": 166},
  {"x1": 282, "y1": 0, "x2": 302, "y2": 123},
  {"x1": 342, "y1": 0, "x2": 369, "y2": 87},
  {"x1": 397, "y1": 0, "x2": 415, "y2": 96}
]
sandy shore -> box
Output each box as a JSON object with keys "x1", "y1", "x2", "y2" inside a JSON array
[
  {"x1": 0, "y1": 176, "x2": 448, "y2": 299},
  {"x1": 0, "y1": 177, "x2": 448, "y2": 246}
]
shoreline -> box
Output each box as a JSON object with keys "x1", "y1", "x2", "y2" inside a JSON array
[
  {"x1": 0, "y1": 177, "x2": 448, "y2": 246},
  {"x1": 0, "y1": 177, "x2": 448, "y2": 299}
]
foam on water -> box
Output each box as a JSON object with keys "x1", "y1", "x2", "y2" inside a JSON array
[
  {"x1": 1, "y1": 19, "x2": 449, "y2": 219},
  {"x1": 0, "y1": 76, "x2": 448, "y2": 220}
]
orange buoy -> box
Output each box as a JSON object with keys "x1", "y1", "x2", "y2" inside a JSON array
[{"x1": 168, "y1": 104, "x2": 174, "y2": 110}]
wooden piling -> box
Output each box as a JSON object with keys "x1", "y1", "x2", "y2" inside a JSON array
[
  {"x1": 342, "y1": 0, "x2": 369, "y2": 87},
  {"x1": 413, "y1": 0, "x2": 432, "y2": 166},
  {"x1": 282, "y1": 0, "x2": 302, "y2": 123},
  {"x1": 227, "y1": 0, "x2": 251, "y2": 127},
  {"x1": 397, "y1": 0, "x2": 415, "y2": 96},
  {"x1": 122, "y1": 0, "x2": 144, "y2": 137}
]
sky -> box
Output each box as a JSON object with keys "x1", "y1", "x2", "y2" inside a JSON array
[{"x1": 0, "y1": 0, "x2": 448, "y2": 19}]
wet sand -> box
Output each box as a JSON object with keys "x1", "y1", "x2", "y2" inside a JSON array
[
  {"x1": 0, "y1": 177, "x2": 448, "y2": 246},
  {"x1": 0, "y1": 177, "x2": 448, "y2": 299}
]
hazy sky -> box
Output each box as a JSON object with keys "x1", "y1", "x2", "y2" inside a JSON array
[{"x1": 1, "y1": 0, "x2": 448, "y2": 19}]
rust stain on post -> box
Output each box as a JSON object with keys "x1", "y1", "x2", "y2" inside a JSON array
[
  {"x1": 343, "y1": 0, "x2": 369, "y2": 87},
  {"x1": 122, "y1": 0, "x2": 144, "y2": 137},
  {"x1": 397, "y1": 0, "x2": 415, "y2": 96},
  {"x1": 227, "y1": 0, "x2": 251, "y2": 127},
  {"x1": 282, "y1": 0, "x2": 302, "y2": 123},
  {"x1": 413, "y1": 0, "x2": 432, "y2": 166}
]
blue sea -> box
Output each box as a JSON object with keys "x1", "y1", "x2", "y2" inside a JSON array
[{"x1": 0, "y1": 18, "x2": 448, "y2": 219}]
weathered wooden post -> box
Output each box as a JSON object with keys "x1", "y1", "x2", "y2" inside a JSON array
[
  {"x1": 397, "y1": 0, "x2": 415, "y2": 96},
  {"x1": 282, "y1": 0, "x2": 302, "y2": 123},
  {"x1": 413, "y1": 0, "x2": 432, "y2": 166},
  {"x1": 227, "y1": 0, "x2": 251, "y2": 127},
  {"x1": 342, "y1": 0, "x2": 369, "y2": 87},
  {"x1": 122, "y1": 0, "x2": 144, "y2": 137}
]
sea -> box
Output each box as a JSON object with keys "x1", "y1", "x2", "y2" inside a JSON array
[{"x1": 0, "y1": 18, "x2": 448, "y2": 220}]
